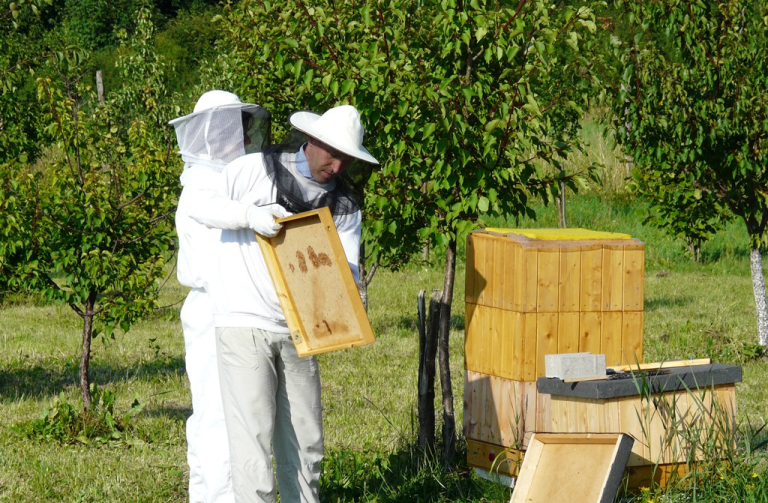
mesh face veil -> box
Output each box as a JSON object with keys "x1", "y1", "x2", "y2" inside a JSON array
[{"x1": 170, "y1": 103, "x2": 271, "y2": 172}]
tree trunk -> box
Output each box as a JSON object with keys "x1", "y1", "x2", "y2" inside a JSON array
[
  {"x1": 417, "y1": 289, "x2": 441, "y2": 458},
  {"x1": 79, "y1": 291, "x2": 97, "y2": 410},
  {"x1": 749, "y1": 247, "x2": 768, "y2": 348},
  {"x1": 357, "y1": 240, "x2": 378, "y2": 313},
  {"x1": 96, "y1": 70, "x2": 105, "y2": 103},
  {"x1": 557, "y1": 179, "x2": 568, "y2": 228},
  {"x1": 438, "y1": 239, "x2": 457, "y2": 468}
]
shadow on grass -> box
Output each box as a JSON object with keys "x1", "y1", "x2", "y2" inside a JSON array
[
  {"x1": 0, "y1": 356, "x2": 187, "y2": 402},
  {"x1": 320, "y1": 441, "x2": 509, "y2": 503},
  {"x1": 645, "y1": 296, "x2": 693, "y2": 312}
]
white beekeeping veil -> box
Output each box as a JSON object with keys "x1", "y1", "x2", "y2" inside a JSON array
[{"x1": 169, "y1": 90, "x2": 271, "y2": 172}]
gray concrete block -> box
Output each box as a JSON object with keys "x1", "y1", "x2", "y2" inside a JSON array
[{"x1": 545, "y1": 352, "x2": 607, "y2": 380}]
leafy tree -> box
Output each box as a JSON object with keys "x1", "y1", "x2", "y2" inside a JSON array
[
  {"x1": 0, "y1": 7, "x2": 179, "y2": 409},
  {"x1": 608, "y1": 0, "x2": 768, "y2": 347},
  {"x1": 213, "y1": 0, "x2": 600, "y2": 464}
]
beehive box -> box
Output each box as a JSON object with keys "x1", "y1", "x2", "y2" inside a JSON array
[
  {"x1": 465, "y1": 228, "x2": 645, "y2": 379},
  {"x1": 464, "y1": 228, "x2": 645, "y2": 478}
]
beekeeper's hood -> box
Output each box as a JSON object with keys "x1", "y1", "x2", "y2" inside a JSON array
[{"x1": 169, "y1": 90, "x2": 271, "y2": 172}]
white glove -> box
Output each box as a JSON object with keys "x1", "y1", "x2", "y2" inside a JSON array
[{"x1": 246, "y1": 204, "x2": 292, "y2": 237}]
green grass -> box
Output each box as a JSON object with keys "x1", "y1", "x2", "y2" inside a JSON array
[{"x1": 2, "y1": 194, "x2": 768, "y2": 502}]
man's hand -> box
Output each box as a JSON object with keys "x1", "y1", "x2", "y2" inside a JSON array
[{"x1": 246, "y1": 204, "x2": 292, "y2": 237}]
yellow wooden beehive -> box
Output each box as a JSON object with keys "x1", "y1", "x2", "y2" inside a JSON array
[
  {"x1": 465, "y1": 228, "x2": 645, "y2": 380},
  {"x1": 464, "y1": 227, "x2": 646, "y2": 477}
]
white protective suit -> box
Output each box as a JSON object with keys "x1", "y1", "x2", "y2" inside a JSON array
[
  {"x1": 170, "y1": 90, "x2": 271, "y2": 503},
  {"x1": 188, "y1": 147, "x2": 361, "y2": 503}
]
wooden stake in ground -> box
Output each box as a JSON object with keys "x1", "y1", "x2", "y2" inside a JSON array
[{"x1": 417, "y1": 289, "x2": 441, "y2": 458}]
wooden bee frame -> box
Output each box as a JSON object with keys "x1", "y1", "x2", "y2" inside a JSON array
[{"x1": 256, "y1": 207, "x2": 375, "y2": 356}]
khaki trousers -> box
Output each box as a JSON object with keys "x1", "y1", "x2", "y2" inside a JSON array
[{"x1": 216, "y1": 327, "x2": 323, "y2": 503}]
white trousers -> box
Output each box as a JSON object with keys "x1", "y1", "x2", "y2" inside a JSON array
[
  {"x1": 215, "y1": 327, "x2": 323, "y2": 503},
  {"x1": 182, "y1": 289, "x2": 235, "y2": 503}
]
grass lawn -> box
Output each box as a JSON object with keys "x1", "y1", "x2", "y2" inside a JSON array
[{"x1": 2, "y1": 194, "x2": 768, "y2": 502}]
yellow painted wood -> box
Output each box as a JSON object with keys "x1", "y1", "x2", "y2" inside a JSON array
[
  {"x1": 492, "y1": 238, "x2": 505, "y2": 309},
  {"x1": 522, "y1": 248, "x2": 539, "y2": 312},
  {"x1": 580, "y1": 245, "x2": 603, "y2": 311},
  {"x1": 623, "y1": 246, "x2": 645, "y2": 311},
  {"x1": 601, "y1": 311, "x2": 624, "y2": 367},
  {"x1": 485, "y1": 228, "x2": 632, "y2": 240},
  {"x1": 602, "y1": 245, "x2": 625, "y2": 311},
  {"x1": 536, "y1": 248, "x2": 560, "y2": 312},
  {"x1": 490, "y1": 306, "x2": 505, "y2": 377},
  {"x1": 559, "y1": 247, "x2": 581, "y2": 311},
  {"x1": 464, "y1": 302, "x2": 478, "y2": 371},
  {"x1": 502, "y1": 239, "x2": 517, "y2": 312},
  {"x1": 522, "y1": 313, "x2": 538, "y2": 381},
  {"x1": 509, "y1": 311, "x2": 524, "y2": 381},
  {"x1": 536, "y1": 313, "x2": 559, "y2": 379},
  {"x1": 622, "y1": 311, "x2": 644, "y2": 365},
  {"x1": 465, "y1": 233, "x2": 477, "y2": 304},
  {"x1": 579, "y1": 312, "x2": 602, "y2": 355},
  {"x1": 474, "y1": 233, "x2": 488, "y2": 307},
  {"x1": 557, "y1": 312, "x2": 580, "y2": 354},
  {"x1": 258, "y1": 208, "x2": 375, "y2": 356}
]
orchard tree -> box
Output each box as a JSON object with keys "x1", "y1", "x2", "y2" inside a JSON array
[
  {"x1": 213, "y1": 0, "x2": 601, "y2": 464},
  {"x1": 0, "y1": 7, "x2": 179, "y2": 410},
  {"x1": 609, "y1": 0, "x2": 768, "y2": 347}
]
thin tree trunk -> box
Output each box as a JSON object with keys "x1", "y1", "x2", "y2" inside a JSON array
[
  {"x1": 357, "y1": 240, "x2": 378, "y2": 313},
  {"x1": 79, "y1": 291, "x2": 97, "y2": 410},
  {"x1": 417, "y1": 289, "x2": 440, "y2": 458},
  {"x1": 557, "y1": 179, "x2": 568, "y2": 228},
  {"x1": 438, "y1": 239, "x2": 457, "y2": 468},
  {"x1": 96, "y1": 70, "x2": 105, "y2": 103},
  {"x1": 749, "y1": 247, "x2": 768, "y2": 348}
]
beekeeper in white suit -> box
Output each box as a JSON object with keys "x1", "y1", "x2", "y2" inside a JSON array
[
  {"x1": 188, "y1": 104, "x2": 378, "y2": 503},
  {"x1": 170, "y1": 90, "x2": 272, "y2": 503}
]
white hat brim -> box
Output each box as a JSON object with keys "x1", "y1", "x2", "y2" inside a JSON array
[
  {"x1": 168, "y1": 103, "x2": 264, "y2": 126},
  {"x1": 289, "y1": 111, "x2": 379, "y2": 164}
]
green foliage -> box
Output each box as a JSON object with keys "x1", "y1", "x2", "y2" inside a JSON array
[
  {"x1": 63, "y1": 0, "x2": 142, "y2": 50},
  {"x1": 17, "y1": 385, "x2": 147, "y2": 445},
  {"x1": 609, "y1": 0, "x2": 768, "y2": 251},
  {"x1": 213, "y1": 0, "x2": 602, "y2": 268}
]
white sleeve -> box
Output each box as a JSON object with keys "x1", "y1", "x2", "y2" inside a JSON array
[
  {"x1": 188, "y1": 155, "x2": 265, "y2": 230},
  {"x1": 336, "y1": 211, "x2": 362, "y2": 284}
]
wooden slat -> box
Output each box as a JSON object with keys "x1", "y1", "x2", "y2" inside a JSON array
[
  {"x1": 490, "y1": 306, "x2": 505, "y2": 377},
  {"x1": 557, "y1": 312, "x2": 580, "y2": 354},
  {"x1": 608, "y1": 358, "x2": 711, "y2": 372},
  {"x1": 536, "y1": 313, "x2": 559, "y2": 379},
  {"x1": 579, "y1": 311, "x2": 602, "y2": 355},
  {"x1": 502, "y1": 239, "x2": 517, "y2": 312},
  {"x1": 601, "y1": 245, "x2": 624, "y2": 311},
  {"x1": 601, "y1": 311, "x2": 623, "y2": 367},
  {"x1": 527, "y1": 381, "x2": 543, "y2": 447},
  {"x1": 465, "y1": 233, "x2": 477, "y2": 304},
  {"x1": 474, "y1": 233, "x2": 488, "y2": 307},
  {"x1": 536, "y1": 248, "x2": 560, "y2": 312},
  {"x1": 467, "y1": 371, "x2": 487, "y2": 440},
  {"x1": 623, "y1": 246, "x2": 645, "y2": 311},
  {"x1": 522, "y1": 248, "x2": 539, "y2": 312},
  {"x1": 492, "y1": 238, "x2": 505, "y2": 309},
  {"x1": 464, "y1": 302, "x2": 478, "y2": 371},
  {"x1": 466, "y1": 439, "x2": 524, "y2": 477},
  {"x1": 508, "y1": 311, "x2": 524, "y2": 381},
  {"x1": 476, "y1": 305, "x2": 489, "y2": 374},
  {"x1": 618, "y1": 395, "x2": 648, "y2": 466},
  {"x1": 579, "y1": 245, "x2": 603, "y2": 311},
  {"x1": 622, "y1": 311, "x2": 644, "y2": 365},
  {"x1": 522, "y1": 313, "x2": 538, "y2": 381},
  {"x1": 559, "y1": 247, "x2": 581, "y2": 311}
]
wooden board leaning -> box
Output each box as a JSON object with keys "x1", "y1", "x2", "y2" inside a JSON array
[{"x1": 256, "y1": 207, "x2": 375, "y2": 357}]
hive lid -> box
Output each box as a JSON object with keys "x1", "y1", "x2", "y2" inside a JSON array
[{"x1": 484, "y1": 228, "x2": 632, "y2": 240}]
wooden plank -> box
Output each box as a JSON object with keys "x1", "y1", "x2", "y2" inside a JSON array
[
  {"x1": 474, "y1": 233, "x2": 488, "y2": 307},
  {"x1": 485, "y1": 375, "x2": 503, "y2": 445},
  {"x1": 492, "y1": 238, "x2": 505, "y2": 309},
  {"x1": 533, "y1": 383, "x2": 550, "y2": 441},
  {"x1": 608, "y1": 358, "x2": 712, "y2": 372},
  {"x1": 476, "y1": 305, "x2": 489, "y2": 374},
  {"x1": 465, "y1": 370, "x2": 486, "y2": 440},
  {"x1": 601, "y1": 245, "x2": 624, "y2": 311},
  {"x1": 508, "y1": 311, "x2": 524, "y2": 381},
  {"x1": 536, "y1": 248, "x2": 560, "y2": 312},
  {"x1": 502, "y1": 239, "x2": 517, "y2": 312},
  {"x1": 558, "y1": 312, "x2": 580, "y2": 354},
  {"x1": 579, "y1": 312, "x2": 602, "y2": 355},
  {"x1": 580, "y1": 245, "x2": 603, "y2": 311},
  {"x1": 622, "y1": 311, "x2": 644, "y2": 366},
  {"x1": 465, "y1": 233, "x2": 477, "y2": 304},
  {"x1": 490, "y1": 306, "x2": 505, "y2": 377},
  {"x1": 549, "y1": 396, "x2": 567, "y2": 433},
  {"x1": 257, "y1": 208, "x2": 375, "y2": 356},
  {"x1": 623, "y1": 245, "x2": 645, "y2": 311},
  {"x1": 522, "y1": 313, "x2": 538, "y2": 381},
  {"x1": 511, "y1": 242, "x2": 524, "y2": 312},
  {"x1": 618, "y1": 395, "x2": 648, "y2": 466},
  {"x1": 601, "y1": 312, "x2": 623, "y2": 367},
  {"x1": 536, "y1": 313, "x2": 559, "y2": 379},
  {"x1": 559, "y1": 247, "x2": 581, "y2": 311},
  {"x1": 464, "y1": 302, "x2": 478, "y2": 371},
  {"x1": 496, "y1": 376, "x2": 516, "y2": 447},
  {"x1": 522, "y1": 247, "x2": 539, "y2": 313}
]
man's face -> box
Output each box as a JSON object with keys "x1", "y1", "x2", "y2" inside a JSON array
[{"x1": 304, "y1": 137, "x2": 354, "y2": 183}]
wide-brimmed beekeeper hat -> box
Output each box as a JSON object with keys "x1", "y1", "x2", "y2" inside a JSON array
[{"x1": 288, "y1": 105, "x2": 378, "y2": 165}]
